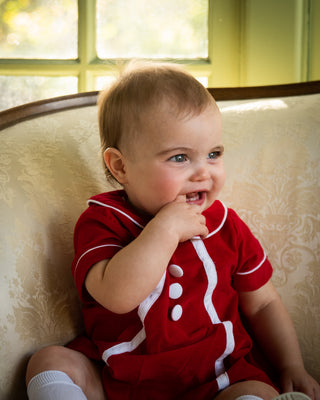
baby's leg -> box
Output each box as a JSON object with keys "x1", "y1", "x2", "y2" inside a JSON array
[
  {"x1": 214, "y1": 380, "x2": 279, "y2": 400},
  {"x1": 26, "y1": 345, "x2": 106, "y2": 400}
]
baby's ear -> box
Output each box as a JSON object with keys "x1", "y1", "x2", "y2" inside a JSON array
[{"x1": 103, "y1": 148, "x2": 128, "y2": 184}]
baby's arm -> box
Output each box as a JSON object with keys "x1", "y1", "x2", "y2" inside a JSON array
[
  {"x1": 85, "y1": 199, "x2": 208, "y2": 314},
  {"x1": 239, "y1": 281, "x2": 320, "y2": 400}
]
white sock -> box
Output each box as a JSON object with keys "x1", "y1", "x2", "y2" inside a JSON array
[
  {"x1": 235, "y1": 396, "x2": 264, "y2": 400},
  {"x1": 27, "y1": 370, "x2": 87, "y2": 400}
]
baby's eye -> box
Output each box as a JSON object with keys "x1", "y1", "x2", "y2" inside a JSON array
[
  {"x1": 207, "y1": 151, "x2": 222, "y2": 160},
  {"x1": 169, "y1": 154, "x2": 188, "y2": 163}
]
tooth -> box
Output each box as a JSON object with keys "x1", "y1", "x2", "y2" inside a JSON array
[{"x1": 187, "y1": 193, "x2": 199, "y2": 201}]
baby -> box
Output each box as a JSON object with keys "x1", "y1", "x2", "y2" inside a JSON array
[{"x1": 26, "y1": 62, "x2": 320, "y2": 400}]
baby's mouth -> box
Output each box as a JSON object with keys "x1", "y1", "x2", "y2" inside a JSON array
[{"x1": 186, "y1": 192, "x2": 205, "y2": 204}]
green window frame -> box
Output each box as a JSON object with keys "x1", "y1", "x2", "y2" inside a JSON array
[
  {"x1": 0, "y1": 0, "x2": 319, "y2": 110},
  {"x1": 0, "y1": 0, "x2": 217, "y2": 96}
]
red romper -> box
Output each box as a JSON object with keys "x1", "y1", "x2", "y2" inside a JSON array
[{"x1": 70, "y1": 190, "x2": 275, "y2": 400}]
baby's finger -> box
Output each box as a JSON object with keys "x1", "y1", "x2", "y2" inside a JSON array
[{"x1": 174, "y1": 194, "x2": 187, "y2": 203}]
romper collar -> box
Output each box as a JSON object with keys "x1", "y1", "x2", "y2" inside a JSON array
[{"x1": 88, "y1": 190, "x2": 228, "y2": 238}]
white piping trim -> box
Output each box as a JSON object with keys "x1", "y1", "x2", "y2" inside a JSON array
[
  {"x1": 192, "y1": 201, "x2": 228, "y2": 240},
  {"x1": 236, "y1": 251, "x2": 267, "y2": 275},
  {"x1": 191, "y1": 239, "x2": 235, "y2": 381},
  {"x1": 88, "y1": 199, "x2": 228, "y2": 238},
  {"x1": 215, "y1": 321, "x2": 235, "y2": 377},
  {"x1": 84, "y1": 198, "x2": 166, "y2": 363},
  {"x1": 138, "y1": 272, "x2": 166, "y2": 321},
  {"x1": 102, "y1": 272, "x2": 166, "y2": 365},
  {"x1": 216, "y1": 372, "x2": 230, "y2": 391},
  {"x1": 206, "y1": 201, "x2": 228, "y2": 238},
  {"x1": 102, "y1": 329, "x2": 146, "y2": 365},
  {"x1": 74, "y1": 244, "x2": 123, "y2": 276},
  {"x1": 88, "y1": 199, "x2": 145, "y2": 229},
  {"x1": 192, "y1": 240, "x2": 219, "y2": 324}
]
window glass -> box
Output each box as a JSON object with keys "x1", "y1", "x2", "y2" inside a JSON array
[
  {"x1": 96, "y1": 0, "x2": 208, "y2": 59},
  {"x1": 0, "y1": 76, "x2": 78, "y2": 110},
  {"x1": 0, "y1": 0, "x2": 77, "y2": 59},
  {"x1": 196, "y1": 77, "x2": 208, "y2": 87},
  {"x1": 95, "y1": 75, "x2": 116, "y2": 91}
]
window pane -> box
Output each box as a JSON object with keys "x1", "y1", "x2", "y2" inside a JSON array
[
  {"x1": 95, "y1": 76, "x2": 116, "y2": 91},
  {"x1": 0, "y1": 0, "x2": 77, "y2": 59},
  {"x1": 0, "y1": 76, "x2": 78, "y2": 111},
  {"x1": 96, "y1": 0, "x2": 208, "y2": 59},
  {"x1": 196, "y1": 77, "x2": 208, "y2": 87}
]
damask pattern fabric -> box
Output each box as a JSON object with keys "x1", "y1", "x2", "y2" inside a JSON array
[
  {"x1": 219, "y1": 96, "x2": 320, "y2": 382},
  {"x1": 0, "y1": 94, "x2": 319, "y2": 399}
]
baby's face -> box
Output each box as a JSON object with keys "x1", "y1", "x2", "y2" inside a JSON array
[{"x1": 121, "y1": 104, "x2": 225, "y2": 216}]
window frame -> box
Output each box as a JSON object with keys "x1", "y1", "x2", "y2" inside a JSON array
[{"x1": 0, "y1": 0, "x2": 215, "y2": 94}]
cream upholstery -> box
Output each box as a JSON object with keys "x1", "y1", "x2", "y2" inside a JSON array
[{"x1": 0, "y1": 90, "x2": 319, "y2": 399}]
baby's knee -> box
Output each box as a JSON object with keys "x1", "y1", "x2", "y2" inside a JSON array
[
  {"x1": 26, "y1": 345, "x2": 106, "y2": 400},
  {"x1": 26, "y1": 345, "x2": 88, "y2": 384},
  {"x1": 214, "y1": 380, "x2": 279, "y2": 400}
]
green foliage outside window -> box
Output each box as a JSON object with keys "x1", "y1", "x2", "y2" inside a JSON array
[{"x1": 0, "y1": 0, "x2": 77, "y2": 59}]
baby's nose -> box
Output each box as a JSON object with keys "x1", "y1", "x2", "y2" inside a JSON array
[{"x1": 191, "y1": 163, "x2": 210, "y2": 181}]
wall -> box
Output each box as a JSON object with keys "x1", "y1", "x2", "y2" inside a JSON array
[{"x1": 209, "y1": 0, "x2": 320, "y2": 86}]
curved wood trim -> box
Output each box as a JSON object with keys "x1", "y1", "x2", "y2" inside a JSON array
[
  {"x1": 1, "y1": 81, "x2": 319, "y2": 130},
  {"x1": 207, "y1": 80, "x2": 320, "y2": 100},
  {"x1": 0, "y1": 91, "x2": 99, "y2": 130}
]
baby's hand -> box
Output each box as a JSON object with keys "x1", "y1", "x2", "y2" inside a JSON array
[
  {"x1": 280, "y1": 365, "x2": 320, "y2": 400},
  {"x1": 153, "y1": 196, "x2": 209, "y2": 243}
]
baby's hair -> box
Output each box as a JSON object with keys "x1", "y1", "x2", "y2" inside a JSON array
[{"x1": 98, "y1": 60, "x2": 215, "y2": 183}]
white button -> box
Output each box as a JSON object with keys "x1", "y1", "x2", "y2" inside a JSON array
[
  {"x1": 168, "y1": 264, "x2": 184, "y2": 278},
  {"x1": 171, "y1": 304, "x2": 183, "y2": 321},
  {"x1": 169, "y1": 283, "x2": 183, "y2": 299}
]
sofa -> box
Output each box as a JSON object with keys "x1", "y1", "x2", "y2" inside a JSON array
[{"x1": 0, "y1": 81, "x2": 319, "y2": 399}]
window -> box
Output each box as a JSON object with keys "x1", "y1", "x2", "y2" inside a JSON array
[
  {"x1": 0, "y1": 0, "x2": 78, "y2": 59},
  {"x1": 96, "y1": 0, "x2": 208, "y2": 59},
  {"x1": 0, "y1": 0, "x2": 210, "y2": 111},
  {"x1": 2, "y1": 0, "x2": 318, "y2": 111}
]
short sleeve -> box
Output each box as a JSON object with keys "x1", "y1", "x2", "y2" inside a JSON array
[
  {"x1": 71, "y1": 203, "x2": 141, "y2": 301},
  {"x1": 229, "y1": 210, "x2": 273, "y2": 292}
]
